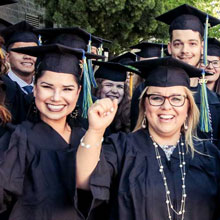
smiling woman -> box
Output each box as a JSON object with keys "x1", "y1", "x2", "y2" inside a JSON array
[
  {"x1": 76, "y1": 57, "x2": 220, "y2": 220},
  {"x1": 0, "y1": 44, "x2": 104, "y2": 220},
  {"x1": 93, "y1": 61, "x2": 138, "y2": 135}
]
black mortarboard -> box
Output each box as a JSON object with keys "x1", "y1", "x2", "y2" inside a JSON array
[
  {"x1": 0, "y1": 18, "x2": 12, "y2": 31},
  {"x1": 130, "y1": 42, "x2": 167, "y2": 58},
  {"x1": 1, "y1": 21, "x2": 38, "y2": 49},
  {"x1": 34, "y1": 27, "x2": 105, "y2": 51},
  {"x1": 93, "y1": 61, "x2": 139, "y2": 82},
  {"x1": 0, "y1": 0, "x2": 17, "y2": 5},
  {"x1": 11, "y1": 44, "x2": 104, "y2": 76},
  {"x1": 128, "y1": 57, "x2": 210, "y2": 89},
  {"x1": 156, "y1": 4, "x2": 220, "y2": 36},
  {"x1": 109, "y1": 52, "x2": 137, "y2": 64},
  {"x1": 207, "y1": 38, "x2": 220, "y2": 57}
]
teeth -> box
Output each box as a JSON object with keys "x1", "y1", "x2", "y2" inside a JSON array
[
  {"x1": 47, "y1": 104, "x2": 64, "y2": 111},
  {"x1": 159, "y1": 115, "x2": 174, "y2": 119},
  {"x1": 22, "y1": 63, "x2": 32, "y2": 66}
]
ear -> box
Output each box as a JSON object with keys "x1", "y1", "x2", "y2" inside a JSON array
[{"x1": 168, "y1": 42, "x2": 172, "y2": 55}]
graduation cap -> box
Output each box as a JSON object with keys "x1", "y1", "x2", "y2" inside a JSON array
[
  {"x1": 130, "y1": 42, "x2": 167, "y2": 58},
  {"x1": 156, "y1": 4, "x2": 220, "y2": 36},
  {"x1": 128, "y1": 57, "x2": 211, "y2": 89},
  {"x1": 0, "y1": 18, "x2": 12, "y2": 31},
  {"x1": 0, "y1": 0, "x2": 17, "y2": 6},
  {"x1": 34, "y1": 27, "x2": 104, "y2": 50},
  {"x1": 11, "y1": 43, "x2": 104, "y2": 118},
  {"x1": 11, "y1": 44, "x2": 103, "y2": 75},
  {"x1": 93, "y1": 60, "x2": 140, "y2": 82},
  {"x1": 207, "y1": 38, "x2": 220, "y2": 57},
  {"x1": 109, "y1": 52, "x2": 137, "y2": 64},
  {"x1": 1, "y1": 21, "x2": 38, "y2": 49}
]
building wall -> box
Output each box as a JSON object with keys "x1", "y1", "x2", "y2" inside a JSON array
[{"x1": 0, "y1": 0, "x2": 45, "y2": 27}]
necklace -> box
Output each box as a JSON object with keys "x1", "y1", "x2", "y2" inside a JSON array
[{"x1": 150, "y1": 135, "x2": 187, "y2": 220}]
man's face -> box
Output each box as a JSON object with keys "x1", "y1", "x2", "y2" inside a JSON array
[
  {"x1": 6, "y1": 42, "x2": 38, "y2": 77},
  {"x1": 168, "y1": 29, "x2": 203, "y2": 67}
]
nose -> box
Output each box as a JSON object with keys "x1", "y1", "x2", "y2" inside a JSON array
[
  {"x1": 206, "y1": 62, "x2": 214, "y2": 70},
  {"x1": 161, "y1": 98, "x2": 172, "y2": 110},
  {"x1": 111, "y1": 85, "x2": 118, "y2": 93},
  {"x1": 51, "y1": 89, "x2": 61, "y2": 101},
  {"x1": 181, "y1": 44, "x2": 190, "y2": 54}
]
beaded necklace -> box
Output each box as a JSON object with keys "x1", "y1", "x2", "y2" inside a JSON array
[{"x1": 150, "y1": 135, "x2": 187, "y2": 220}]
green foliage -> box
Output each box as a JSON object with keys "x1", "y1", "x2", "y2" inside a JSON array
[{"x1": 35, "y1": 0, "x2": 220, "y2": 53}]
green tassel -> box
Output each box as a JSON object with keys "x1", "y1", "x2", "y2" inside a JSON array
[
  {"x1": 81, "y1": 50, "x2": 93, "y2": 118},
  {"x1": 87, "y1": 35, "x2": 97, "y2": 88},
  {"x1": 203, "y1": 15, "x2": 209, "y2": 66},
  {"x1": 199, "y1": 70, "x2": 211, "y2": 132}
]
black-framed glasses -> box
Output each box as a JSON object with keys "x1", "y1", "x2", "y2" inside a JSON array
[
  {"x1": 146, "y1": 94, "x2": 187, "y2": 107},
  {"x1": 200, "y1": 60, "x2": 220, "y2": 68}
]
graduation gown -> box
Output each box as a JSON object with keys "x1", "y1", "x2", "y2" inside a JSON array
[
  {"x1": 0, "y1": 120, "x2": 90, "y2": 220},
  {"x1": 89, "y1": 129, "x2": 220, "y2": 220},
  {"x1": 192, "y1": 86, "x2": 220, "y2": 146}
]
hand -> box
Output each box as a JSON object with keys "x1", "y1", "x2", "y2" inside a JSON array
[{"x1": 88, "y1": 98, "x2": 118, "y2": 133}]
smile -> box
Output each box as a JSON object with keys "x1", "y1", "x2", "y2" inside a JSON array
[
  {"x1": 47, "y1": 104, "x2": 65, "y2": 112},
  {"x1": 21, "y1": 62, "x2": 33, "y2": 66},
  {"x1": 159, "y1": 114, "x2": 174, "y2": 120}
]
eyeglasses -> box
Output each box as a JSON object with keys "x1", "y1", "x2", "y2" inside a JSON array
[
  {"x1": 200, "y1": 60, "x2": 220, "y2": 68},
  {"x1": 146, "y1": 94, "x2": 187, "y2": 107}
]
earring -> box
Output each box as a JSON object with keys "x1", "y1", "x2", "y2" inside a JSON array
[
  {"x1": 142, "y1": 115, "x2": 147, "y2": 129},
  {"x1": 184, "y1": 120, "x2": 188, "y2": 130},
  {"x1": 70, "y1": 108, "x2": 79, "y2": 119}
]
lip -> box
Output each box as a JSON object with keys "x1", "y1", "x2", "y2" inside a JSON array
[
  {"x1": 21, "y1": 62, "x2": 34, "y2": 66},
  {"x1": 158, "y1": 114, "x2": 175, "y2": 121},
  {"x1": 46, "y1": 103, "x2": 66, "y2": 112},
  {"x1": 106, "y1": 95, "x2": 119, "y2": 99}
]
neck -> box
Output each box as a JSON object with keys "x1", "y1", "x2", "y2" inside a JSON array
[
  {"x1": 12, "y1": 70, "x2": 34, "y2": 84},
  {"x1": 41, "y1": 116, "x2": 69, "y2": 135},
  {"x1": 206, "y1": 81, "x2": 215, "y2": 91},
  {"x1": 148, "y1": 127, "x2": 181, "y2": 146}
]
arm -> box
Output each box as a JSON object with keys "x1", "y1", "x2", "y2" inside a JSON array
[{"x1": 76, "y1": 98, "x2": 118, "y2": 190}]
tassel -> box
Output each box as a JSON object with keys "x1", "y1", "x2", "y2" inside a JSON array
[
  {"x1": 81, "y1": 50, "x2": 93, "y2": 118},
  {"x1": 203, "y1": 14, "x2": 209, "y2": 66},
  {"x1": 199, "y1": 70, "x2": 211, "y2": 132},
  {"x1": 129, "y1": 73, "x2": 133, "y2": 97},
  {"x1": 87, "y1": 34, "x2": 97, "y2": 88},
  {"x1": 160, "y1": 42, "x2": 164, "y2": 58},
  {"x1": 38, "y1": 34, "x2": 42, "y2": 46},
  {"x1": 98, "y1": 43, "x2": 104, "y2": 56}
]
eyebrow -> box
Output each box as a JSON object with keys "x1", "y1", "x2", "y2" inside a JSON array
[
  {"x1": 148, "y1": 92, "x2": 185, "y2": 96},
  {"x1": 40, "y1": 82, "x2": 75, "y2": 87},
  {"x1": 173, "y1": 39, "x2": 199, "y2": 43}
]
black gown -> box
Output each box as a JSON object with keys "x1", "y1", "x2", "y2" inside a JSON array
[
  {"x1": 1, "y1": 75, "x2": 33, "y2": 125},
  {"x1": 192, "y1": 86, "x2": 220, "y2": 146},
  {"x1": 89, "y1": 129, "x2": 220, "y2": 220},
  {"x1": 0, "y1": 120, "x2": 91, "y2": 220}
]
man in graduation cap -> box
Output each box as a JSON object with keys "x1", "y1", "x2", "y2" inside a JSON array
[
  {"x1": 0, "y1": 21, "x2": 39, "y2": 124},
  {"x1": 156, "y1": 4, "x2": 220, "y2": 146},
  {"x1": 1, "y1": 21, "x2": 39, "y2": 94}
]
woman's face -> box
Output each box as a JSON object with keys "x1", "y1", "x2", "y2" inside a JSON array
[
  {"x1": 34, "y1": 71, "x2": 81, "y2": 124},
  {"x1": 100, "y1": 79, "x2": 125, "y2": 104},
  {"x1": 144, "y1": 86, "x2": 189, "y2": 138}
]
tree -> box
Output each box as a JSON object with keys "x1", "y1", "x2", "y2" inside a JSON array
[{"x1": 35, "y1": 0, "x2": 220, "y2": 53}]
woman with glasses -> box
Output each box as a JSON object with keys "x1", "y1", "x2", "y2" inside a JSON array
[{"x1": 76, "y1": 57, "x2": 220, "y2": 220}]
